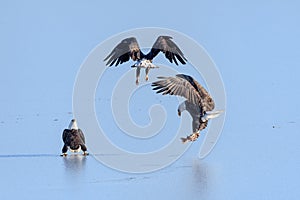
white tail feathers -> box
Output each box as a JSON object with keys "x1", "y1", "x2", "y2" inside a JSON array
[{"x1": 201, "y1": 110, "x2": 224, "y2": 122}]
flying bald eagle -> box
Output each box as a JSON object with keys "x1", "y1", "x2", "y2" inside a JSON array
[
  {"x1": 152, "y1": 74, "x2": 223, "y2": 143},
  {"x1": 104, "y1": 36, "x2": 187, "y2": 85},
  {"x1": 61, "y1": 119, "x2": 89, "y2": 156}
]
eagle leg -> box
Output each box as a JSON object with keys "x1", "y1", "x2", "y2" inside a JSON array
[
  {"x1": 81, "y1": 144, "x2": 89, "y2": 156},
  {"x1": 136, "y1": 67, "x2": 141, "y2": 85},
  {"x1": 145, "y1": 67, "x2": 150, "y2": 81},
  {"x1": 60, "y1": 144, "x2": 68, "y2": 156}
]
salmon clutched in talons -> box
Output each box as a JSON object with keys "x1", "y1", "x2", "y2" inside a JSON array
[{"x1": 181, "y1": 132, "x2": 200, "y2": 143}]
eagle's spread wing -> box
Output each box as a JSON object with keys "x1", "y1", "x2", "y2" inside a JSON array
[
  {"x1": 62, "y1": 129, "x2": 71, "y2": 144},
  {"x1": 152, "y1": 74, "x2": 215, "y2": 112},
  {"x1": 78, "y1": 129, "x2": 86, "y2": 144},
  {"x1": 146, "y1": 36, "x2": 187, "y2": 65},
  {"x1": 177, "y1": 74, "x2": 215, "y2": 111},
  {"x1": 152, "y1": 74, "x2": 201, "y2": 105},
  {"x1": 104, "y1": 37, "x2": 143, "y2": 66}
]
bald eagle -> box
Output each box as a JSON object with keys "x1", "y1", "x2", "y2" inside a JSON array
[
  {"x1": 152, "y1": 74, "x2": 223, "y2": 143},
  {"x1": 104, "y1": 36, "x2": 187, "y2": 85},
  {"x1": 61, "y1": 119, "x2": 89, "y2": 156}
]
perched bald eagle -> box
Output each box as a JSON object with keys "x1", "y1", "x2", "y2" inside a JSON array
[
  {"x1": 152, "y1": 74, "x2": 223, "y2": 143},
  {"x1": 104, "y1": 36, "x2": 187, "y2": 85},
  {"x1": 61, "y1": 119, "x2": 89, "y2": 156}
]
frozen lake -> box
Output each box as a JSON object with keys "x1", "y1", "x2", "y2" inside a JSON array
[{"x1": 0, "y1": 107, "x2": 299, "y2": 199}]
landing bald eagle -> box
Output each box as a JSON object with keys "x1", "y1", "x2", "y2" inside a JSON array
[
  {"x1": 61, "y1": 119, "x2": 89, "y2": 156},
  {"x1": 152, "y1": 74, "x2": 223, "y2": 143},
  {"x1": 104, "y1": 36, "x2": 187, "y2": 85}
]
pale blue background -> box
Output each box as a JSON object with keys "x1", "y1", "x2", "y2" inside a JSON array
[{"x1": 1, "y1": 0, "x2": 299, "y2": 199}]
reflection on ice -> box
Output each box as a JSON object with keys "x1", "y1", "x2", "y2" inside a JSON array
[
  {"x1": 191, "y1": 160, "x2": 210, "y2": 195},
  {"x1": 62, "y1": 154, "x2": 88, "y2": 186},
  {"x1": 63, "y1": 154, "x2": 87, "y2": 173}
]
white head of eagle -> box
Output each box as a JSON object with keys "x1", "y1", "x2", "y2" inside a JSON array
[{"x1": 68, "y1": 119, "x2": 78, "y2": 130}]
